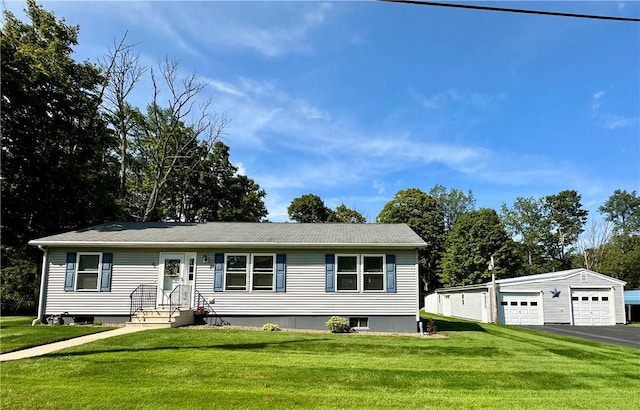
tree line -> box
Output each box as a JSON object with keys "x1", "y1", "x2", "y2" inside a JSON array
[
  {"x1": 2, "y1": 2, "x2": 638, "y2": 313},
  {"x1": 287, "y1": 187, "x2": 640, "y2": 295}
]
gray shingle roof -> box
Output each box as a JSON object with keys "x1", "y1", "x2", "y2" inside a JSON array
[{"x1": 29, "y1": 222, "x2": 426, "y2": 249}]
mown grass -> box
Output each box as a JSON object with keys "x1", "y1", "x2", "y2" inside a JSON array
[
  {"x1": 0, "y1": 316, "x2": 114, "y2": 354},
  {"x1": 1, "y1": 316, "x2": 639, "y2": 409}
]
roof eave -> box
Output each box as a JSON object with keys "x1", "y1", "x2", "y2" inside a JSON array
[{"x1": 28, "y1": 240, "x2": 426, "y2": 249}]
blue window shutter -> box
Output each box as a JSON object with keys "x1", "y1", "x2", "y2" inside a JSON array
[
  {"x1": 100, "y1": 253, "x2": 113, "y2": 292},
  {"x1": 386, "y1": 254, "x2": 396, "y2": 293},
  {"x1": 325, "y1": 254, "x2": 335, "y2": 292},
  {"x1": 214, "y1": 253, "x2": 224, "y2": 292},
  {"x1": 64, "y1": 252, "x2": 77, "y2": 291},
  {"x1": 276, "y1": 254, "x2": 286, "y2": 292}
]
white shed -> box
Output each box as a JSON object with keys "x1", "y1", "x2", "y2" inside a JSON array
[{"x1": 424, "y1": 269, "x2": 626, "y2": 326}]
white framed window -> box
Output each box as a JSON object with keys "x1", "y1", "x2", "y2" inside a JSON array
[
  {"x1": 252, "y1": 254, "x2": 275, "y2": 291},
  {"x1": 362, "y1": 255, "x2": 385, "y2": 291},
  {"x1": 75, "y1": 253, "x2": 102, "y2": 291},
  {"x1": 336, "y1": 255, "x2": 358, "y2": 291},
  {"x1": 225, "y1": 254, "x2": 248, "y2": 290}
]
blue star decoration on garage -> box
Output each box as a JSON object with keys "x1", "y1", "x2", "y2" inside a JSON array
[{"x1": 551, "y1": 288, "x2": 561, "y2": 298}]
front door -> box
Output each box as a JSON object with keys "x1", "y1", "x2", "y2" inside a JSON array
[{"x1": 159, "y1": 253, "x2": 186, "y2": 307}]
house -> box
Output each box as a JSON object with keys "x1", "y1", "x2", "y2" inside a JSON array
[
  {"x1": 424, "y1": 269, "x2": 626, "y2": 326},
  {"x1": 29, "y1": 222, "x2": 426, "y2": 332}
]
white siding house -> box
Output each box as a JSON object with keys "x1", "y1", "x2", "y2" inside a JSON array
[
  {"x1": 30, "y1": 222, "x2": 425, "y2": 332},
  {"x1": 424, "y1": 269, "x2": 626, "y2": 326}
]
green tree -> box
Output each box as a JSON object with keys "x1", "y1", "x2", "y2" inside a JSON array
[
  {"x1": 440, "y1": 209, "x2": 522, "y2": 287},
  {"x1": 598, "y1": 190, "x2": 640, "y2": 236},
  {"x1": 428, "y1": 184, "x2": 476, "y2": 233},
  {"x1": 288, "y1": 194, "x2": 333, "y2": 223},
  {"x1": 163, "y1": 141, "x2": 266, "y2": 222},
  {"x1": 329, "y1": 204, "x2": 367, "y2": 223},
  {"x1": 1, "y1": 1, "x2": 119, "y2": 312},
  {"x1": 598, "y1": 235, "x2": 640, "y2": 288},
  {"x1": 377, "y1": 188, "x2": 445, "y2": 291},
  {"x1": 502, "y1": 190, "x2": 589, "y2": 273},
  {"x1": 544, "y1": 190, "x2": 589, "y2": 267}
]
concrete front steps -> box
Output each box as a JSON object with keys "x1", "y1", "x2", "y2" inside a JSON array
[{"x1": 127, "y1": 308, "x2": 194, "y2": 328}]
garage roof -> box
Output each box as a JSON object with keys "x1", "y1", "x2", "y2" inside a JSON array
[{"x1": 435, "y1": 268, "x2": 626, "y2": 293}]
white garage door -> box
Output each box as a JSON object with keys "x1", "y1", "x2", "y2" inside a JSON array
[
  {"x1": 499, "y1": 292, "x2": 543, "y2": 325},
  {"x1": 571, "y1": 289, "x2": 613, "y2": 325}
]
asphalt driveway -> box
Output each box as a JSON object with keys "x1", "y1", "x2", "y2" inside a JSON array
[{"x1": 524, "y1": 325, "x2": 640, "y2": 349}]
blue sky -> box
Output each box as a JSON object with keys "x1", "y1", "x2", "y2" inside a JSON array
[{"x1": 5, "y1": 1, "x2": 639, "y2": 222}]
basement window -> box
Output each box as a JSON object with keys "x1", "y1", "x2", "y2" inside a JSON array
[{"x1": 349, "y1": 317, "x2": 369, "y2": 329}]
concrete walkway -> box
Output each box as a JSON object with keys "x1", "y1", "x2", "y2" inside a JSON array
[{"x1": 0, "y1": 326, "x2": 153, "y2": 362}]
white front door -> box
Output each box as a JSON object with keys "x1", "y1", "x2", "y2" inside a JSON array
[
  {"x1": 159, "y1": 253, "x2": 186, "y2": 307},
  {"x1": 499, "y1": 292, "x2": 543, "y2": 325},
  {"x1": 571, "y1": 289, "x2": 613, "y2": 325}
]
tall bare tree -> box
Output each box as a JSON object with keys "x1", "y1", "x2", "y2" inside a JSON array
[
  {"x1": 139, "y1": 59, "x2": 229, "y2": 221},
  {"x1": 99, "y1": 33, "x2": 147, "y2": 199}
]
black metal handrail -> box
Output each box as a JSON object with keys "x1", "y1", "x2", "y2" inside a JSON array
[
  {"x1": 129, "y1": 284, "x2": 158, "y2": 315},
  {"x1": 194, "y1": 290, "x2": 229, "y2": 326}
]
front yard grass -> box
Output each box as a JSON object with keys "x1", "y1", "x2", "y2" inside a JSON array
[
  {"x1": 1, "y1": 316, "x2": 639, "y2": 409},
  {"x1": 0, "y1": 316, "x2": 114, "y2": 354}
]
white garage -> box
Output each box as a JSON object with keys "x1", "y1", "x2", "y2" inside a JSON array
[
  {"x1": 571, "y1": 288, "x2": 614, "y2": 325},
  {"x1": 499, "y1": 292, "x2": 543, "y2": 325},
  {"x1": 425, "y1": 269, "x2": 627, "y2": 326}
]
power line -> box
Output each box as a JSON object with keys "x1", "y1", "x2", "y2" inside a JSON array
[{"x1": 379, "y1": 0, "x2": 640, "y2": 22}]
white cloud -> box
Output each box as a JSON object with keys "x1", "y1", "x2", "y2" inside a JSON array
[
  {"x1": 173, "y1": 2, "x2": 334, "y2": 57},
  {"x1": 412, "y1": 89, "x2": 506, "y2": 111},
  {"x1": 603, "y1": 114, "x2": 638, "y2": 130},
  {"x1": 592, "y1": 90, "x2": 605, "y2": 111},
  {"x1": 206, "y1": 79, "x2": 245, "y2": 97},
  {"x1": 373, "y1": 180, "x2": 385, "y2": 195}
]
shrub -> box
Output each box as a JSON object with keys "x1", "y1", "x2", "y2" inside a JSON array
[
  {"x1": 262, "y1": 323, "x2": 281, "y2": 331},
  {"x1": 326, "y1": 316, "x2": 351, "y2": 333}
]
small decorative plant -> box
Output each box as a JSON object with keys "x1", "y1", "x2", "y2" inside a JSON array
[
  {"x1": 425, "y1": 318, "x2": 437, "y2": 335},
  {"x1": 194, "y1": 306, "x2": 208, "y2": 315},
  {"x1": 326, "y1": 316, "x2": 351, "y2": 333},
  {"x1": 193, "y1": 306, "x2": 209, "y2": 325},
  {"x1": 262, "y1": 323, "x2": 281, "y2": 331}
]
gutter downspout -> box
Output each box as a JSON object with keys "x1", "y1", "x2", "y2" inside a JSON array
[{"x1": 33, "y1": 245, "x2": 48, "y2": 326}]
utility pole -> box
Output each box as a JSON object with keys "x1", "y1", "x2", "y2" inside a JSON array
[{"x1": 489, "y1": 256, "x2": 499, "y2": 324}]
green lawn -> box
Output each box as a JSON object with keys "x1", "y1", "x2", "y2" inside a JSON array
[
  {"x1": 1, "y1": 316, "x2": 639, "y2": 409},
  {"x1": 0, "y1": 316, "x2": 114, "y2": 354}
]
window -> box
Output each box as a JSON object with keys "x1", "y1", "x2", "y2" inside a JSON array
[
  {"x1": 510, "y1": 301, "x2": 517, "y2": 306},
  {"x1": 580, "y1": 272, "x2": 588, "y2": 283},
  {"x1": 582, "y1": 296, "x2": 589, "y2": 301},
  {"x1": 188, "y1": 257, "x2": 195, "y2": 281},
  {"x1": 363, "y1": 255, "x2": 384, "y2": 291},
  {"x1": 592, "y1": 296, "x2": 599, "y2": 301},
  {"x1": 500, "y1": 301, "x2": 508, "y2": 306},
  {"x1": 252, "y1": 254, "x2": 275, "y2": 291},
  {"x1": 336, "y1": 255, "x2": 358, "y2": 291},
  {"x1": 225, "y1": 254, "x2": 248, "y2": 290},
  {"x1": 572, "y1": 296, "x2": 579, "y2": 301},
  {"x1": 461, "y1": 294, "x2": 465, "y2": 305},
  {"x1": 531, "y1": 301, "x2": 538, "y2": 306},
  {"x1": 76, "y1": 253, "x2": 101, "y2": 290},
  {"x1": 602, "y1": 296, "x2": 609, "y2": 301},
  {"x1": 520, "y1": 301, "x2": 528, "y2": 306},
  {"x1": 350, "y1": 317, "x2": 369, "y2": 329}
]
